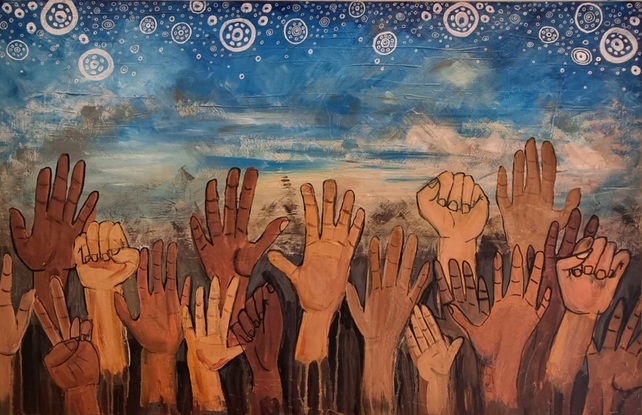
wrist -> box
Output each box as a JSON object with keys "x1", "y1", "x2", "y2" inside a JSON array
[
  {"x1": 438, "y1": 237, "x2": 477, "y2": 285},
  {"x1": 251, "y1": 371, "x2": 283, "y2": 411},
  {"x1": 295, "y1": 310, "x2": 334, "y2": 363},
  {"x1": 547, "y1": 311, "x2": 597, "y2": 391},
  {"x1": 141, "y1": 350, "x2": 177, "y2": 408},
  {"x1": 481, "y1": 360, "x2": 520, "y2": 408},
  {"x1": 84, "y1": 287, "x2": 129, "y2": 375},
  {"x1": 361, "y1": 342, "x2": 396, "y2": 407},
  {"x1": 65, "y1": 384, "x2": 100, "y2": 415},
  {"x1": 425, "y1": 375, "x2": 452, "y2": 415},
  {"x1": 0, "y1": 354, "x2": 14, "y2": 405},
  {"x1": 186, "y1": 349, "x2": 226, "y2": 412}
]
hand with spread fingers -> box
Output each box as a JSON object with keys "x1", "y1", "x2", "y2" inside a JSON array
[
  {"x1": 406, "y1": 305, "x2": 463, "y2": 415},
  {"x1": 496, "y1": 138, "x2": 581, "y2": 253},
  {"x1": 584, "y1": 299, "x2": 642, "y2": 415},
  {"x1": 0, "y1": 254, "x2": 36, "y2": 410},
  {"x1": 182, "y1": 277, "x2": 242, "y2": 413},
  {"x1": 417, "y1": 171, "x2": 488, "y2": 287},
  {"x1": 446, "y1": 246, "x2": 550, "y2": 408},
  {"x1": 33, "y1": 277, "x2": 100, "y2": 415},
  {"x1": 547, "y1": 236, "x2": 631, "y2": 393},
  {"x1": 231, "y1": 283, "x2": 284, "y2": 414},
  {"x1": 74, "y1": 221, "x2": 139, "y2": 377},
  {"x1": 268, "y1": 179, "x2": 365, "y2": 363},
  {"x1": 114, "y1": 240, "x2": 186, "y2": 410},
  {"x1": 345, "y1": 225, "x2": 430, "y2": 412},
  {"x1": 191, "y1": 167, "x2": 289, "y2": 324},
  {"x1": 9, "y1": 154, "x2": 99, "y2": 317}
]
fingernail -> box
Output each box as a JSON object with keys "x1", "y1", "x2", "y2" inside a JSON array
[
  {"x1": 279, "y1": 220, "x2": 290, "y2": 232},
  {"x1": 83, "y1": 255, "x2": 90, "y2": 264},
  {"x1": 448, "y1": 201, "x2": 458, "y2": 211},
  {"x1": 91, "y1": 254, "x2": 99, "y2": 262},
  {"x1": 584, "y1": 265, "x2": 593, "y2": 274},
  {"x1": 428, "y1": 178, "x2": 438, "y2": 188},
  {"x1": 608, "y1": 269, "x2": 615, "y2": 278},
  {"x1": 462, "y1": 204, "x2": 470, "y2": 213},
  {"x1": 572, "y1": 268, "x2": 583, "y2": 277},
  {"x1": 267, "y1": 284, "x2": 275, "y2": 293},
  {"x1": 248, "y1": 330, "x2": 254, "y2": 338},
  {"x1": 254, "y1": 320, "x2": 261, "y2": 328},
  {"x1": 573, "y1": 237, "x2": 594, "y2": 255},
  {"x1": 102, "y1": 254, "x2": 110, "y2": 261},
  {"x1": 437, "y1": 198, "x2": 447, "y2": 207},
  {"x1": 258, "y1": 312, "x2": 264, "y2": 320},
  {"x1": 575, "y1": 249, "x2": 592, "y2": 260},
  {"x1": 595, "y1": 270, "x2": 606, "y2": 280}
]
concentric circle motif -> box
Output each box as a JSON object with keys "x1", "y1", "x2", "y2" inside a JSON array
[
  {"x1": 539, "y1": 26, "x2": 559, "y2": 44},
  {"x1": 421, "y1": 11, "x2": 432, "y2": 21},
  {"x1": 571, "y1": 47, "x2": 592, "y2": 65},
  {"x1": 443, "y1": 2, "x2": 479, "y2": 38},
  {"x1": 27, "y1": 1, "x2": 38, "y2": 11},
  {"x1": 319, "y1": 16, "x2": 330, "y2": 27},
  {"x1": 15, "y1": 8, "x2": 25, "y2": 18},
  {"x1": 190, "y1": 0, "x2": 206, "y2": 14},
  {"x1": 40, "y1": 0, "x2": 78, "y2": 35},
  {"x1": 349, "y1": 2, "x2": 366, "y2": 18},
  {"x1": 632, "y1": 65, "x2": 641, "y2": 75},
  {"x1": 207, "y1": 15, "x2": 217, "y2": 26},
  {"x1": 574, "y1": 3, "x2": 603, "y2": 34},
  {"x1": 101, "y1": 19, "x2": 115, "y2": 30},
  {"x1": 6, "y1": 40, "x2": 29, "y2": 61},
  {"x1": 171, "y1": 22, "x2": 192, "y2": 44},
  {"x1": 220, "y1": 18, "x2": 256, "y2": 51},
  {"x1": 258, "y1": 16, "x2": 268, "y2": 26},
  {"x1": 600, "y1": 28, "x2": 638, "y2": 63},
  {"x1": 630, "y1": 16, "x2": 640, "y2": 26},
  {"x1": 284, "y1": 18, "x2": 308, "y2": 45},
  {"x1": 262, "y1": 4, "x2": 272, "y2": 13},
  {"x1": 140, "y1": 16, "x2": 157, "y2": 34},
  {"x1": 2, "y1": 3, "x2": 12, "y2": 14},
  {"x1": 26, "y1": 22, "x2": 37, "y2": 34},
  {"x1": 240, "y1": 3, "x2": 252, "y2": 13},
  {"x1": 509, "y1": 14, "x2": 521, "y2": 24},
  {"x1": 372, "y1": 31, "x2": 397, "y2": 55},
  {"x1": 79, "y1": 33, "x2": 89, "y2": 44},
  {"x1": 78, "y1": 48, "x2": 114, "y2": 80}
]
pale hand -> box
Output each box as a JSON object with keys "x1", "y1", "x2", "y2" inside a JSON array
[{"x1": 0, "y1": 253, "x2": 35, "y2": 356}]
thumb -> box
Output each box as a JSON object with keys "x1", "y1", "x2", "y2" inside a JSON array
[
  {"x1": 267, "y1": 251, "x2": 299, "y2": 285},
  {"x1": 447, "y1": 305, "x2": 476, "y2": 338},
  {"x1": 448, "y1": 337, "x2": 464, "y2": 364},
  {"x1": 416, "y1": 179, "x2": 440, "y2": 219},
  {"x1": 236, "y1": 217, "x2": 289, "y2": 275},
  {"x1": 557, "y1": 250, "x2": 592, "y2": 272}
]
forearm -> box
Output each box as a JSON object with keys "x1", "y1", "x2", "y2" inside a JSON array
[
  {"x1": 140, "y1": 350, "x2": 177, "y2": 409},
  {"x1": 424, "y1": 375, "x2": 453, "y2": 415},
  {"x1": 252, "y1": 372, "x2": 283, "y2": 414},
  {"x1": 85, "y1": 287, "x2": 129, "y2": 376},
  {"x1": 186, "y1": 351, "x2": 226, "y2": 413},
  {"x1": 583, "y1": 383, "x2": 615, "y2": 415},
  {"x1": 547, "y1": 312, "x2": 596, "y2": 391},
  {"x1": 295, "y1": 311, "x2": 334, "y2": 363},
  {"x1": 65, "y1": 384, "x2": 101, "y2": 415},
  {"x1": 0, "y1": 354, "x2": 13, "y2": 412},
  {"x1": 481, "y1": 357, "x2": 521, "y2": 408},
  {"x1": 438, "y1": 238, "x2": 477, "y2": 285},
  {"x1": 361, "y1": 343, "x2": 396, "y2": 412}
]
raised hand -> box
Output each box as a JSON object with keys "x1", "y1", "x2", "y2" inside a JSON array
[
  {"x1": 434, "y1": 259, "x2": 489, "y2": 327},
  {"x1": 33, "y1": 277, "x2": 100, "y2": 415},
  {"x1": 496, "y1": 138, "x2": 581, "y2": 252},
  {"x1": 191, "y1": 167, "x2": 289, "y2": 322},
  {"x1": 345, "y1": 226, "x2": 429, "y2": 412},
  {"x1": 406, "y1": 305, "x2": 463, "y2": 415},
  {"x1": 231, "y1": 283, "x2": 284, "y2": 414},
  {"x1": 114, "y1": 240, "x2": 185, "y2": 410},
  {"x1": 447, "y1": 246, "x2": 550, "y2": 408},
  {"x1": 268, "y1": 179, "x2": 365, "y2": 362},
  {"x1": 417, "y1": 171, "x2": 488, "y2": 287},
  {"x1": 182, "y1": 277, "x2": 241, "y2": 412},
  {"x1": 9, "y1": 154, "x2": 98, "y2": 316},
  {"x1": 0, "y1": 254, "x2": 35, "y2": 410},
  {"x1": 74, "y1": 221, "x2": 139, "y2": 376},
  {"x1": 584, "y1": 300, "x2": 642, "y2": 415}
]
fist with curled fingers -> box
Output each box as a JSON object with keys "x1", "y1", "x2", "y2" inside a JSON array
[
  {"x1": 556, "y1": 237, "x2": 630, "y2": 316},
  {"x1": 346, "y1": 226, "x2": 430, "y2": 350},
  {"x1": 182, "y1": 277, "x2": 243, "y2": 372},
  {"x1": 0, "y1": 254, "x2": 35, "y2": 356},
  {"x1": 417, "y1": 171, "x2": 489, "y2": 242},
  {"x1": 406, "y1": 305, "x2": 463, "y2": 380},
  {"x1": 231, "y1": 283, "x2": 283, "y2": 375},
  {"x1": 268, "y1": 179, "x2": 365, "y2": 315},
  {"x1": 191, "y1": 168, "x2": 290, "y2": 321},
  {"x1": 114, "y1": 240, "x2": 186, "y2": 355},
  {"x1": 496, "y1": 138, "x2": 581, "y2": 253},
  {"x1": 74, "y1": 221, "x2": 139, "y2": 290},
  {"x1": 587, "y1": 299, "x2": 642, "y2": 394},
  {"x1": 34, "y1": 277, "x2": 99, "y2": 391}
]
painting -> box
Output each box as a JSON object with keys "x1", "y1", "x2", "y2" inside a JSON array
[{"x1": 0, "y1": 0, "x2": 640, "y2": 414}]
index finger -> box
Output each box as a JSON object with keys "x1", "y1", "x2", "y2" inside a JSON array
[
  {"x1": 236, "y1": 168, "x2": 258, "y2": 236},
  {"x1": 0, "y1": 254, "x2": 13, "y2": 306},
  {"x1": 221, "y1": 278, "x2": 239, "y2": 333},
  {"x1": 50, "y1": 277, "x2": 71, "y2": 340},
  {"x1": 34, "y1": 298, "x2": 62, "y2": 345}
]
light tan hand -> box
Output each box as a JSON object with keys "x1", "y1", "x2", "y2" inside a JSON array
[
  {"x1": 0, "y1": 253, "x2": 35, "y2": 357},
  {"x1": 496, "y1": 138, "x2": 581, "y2": 252}
]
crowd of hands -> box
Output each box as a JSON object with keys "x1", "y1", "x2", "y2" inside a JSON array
[{"x1": 0, "y1": 138, "x2": 639, "y2": 415}]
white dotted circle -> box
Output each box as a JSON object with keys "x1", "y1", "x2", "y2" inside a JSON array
[
  {"x1": 6, "y1": 40, "x2": 29, "y2": 61},
  {"x1": 373, "y1": 31, "x2": 397, "y2": 55},
  {"x1": 78, "y1": 48, "x2": 114, "y2": 80},
  {"x1": 240, "y1": 3, "x2": 252, "y2": 13},
  {"x1": 171, "y1": 22, "x2": 192, "y2": 44},
  {"x1": 140, "y1": 16, "x2": 157, "y2": 34},
  {"x1": 27, "y1": 1, "x2": 38, "y2": 11},
  {"x1": 571, "y1": 47, "x2": 593, "y2": 65},
  {"x1": 26, "y1": 22, "x2": 37, "y2": 34},
  {"x1": 207, "y1": 15, "x2": 218, "y2": 26},
  {"x1": 630, "y1": 16, "x2": 640, "y2": 26},
  {"x1": 258, "y1": 16, "x2": 268, "y2": 26},
  {"x1": 262, "y1": 4, "x2": 272, "y2": 13},
  {"x1": 539, "y1": 26, "x2": 559, "y2": 44},
  {"x1": 349, "y1": 2, "x2": 366, "y2": 18},
  {"x1": 421, "y1": 11, "x2": 432, "y2": 21},
  {"x1": 600, "y1": 28, "x2": 638, "y2": 63},
  {"x1": 443, "y1": 2, "x2": 479, "y2": 38},
  {"x1": 631, "y1": 65, "x2": 641, "y2": 75},
  {"x1": 220, "y1": 18, "x2": 256, "y2": 51},
  {"x1": 40, "y1": 0, "x2": 78, "y2": 35},
  {"x1": 2, "y1": 3, "x2": 12, "y2": 14},
  {"x1": 574, "y1": 3, "x2": 603, "y2": 33},
  {"x1": 190, "y1": 0, "x2": 206, "y2": 14},
  {"x1": 284, "y1": 18, "x2": 308, "y2": 45},
  {"x1": 15, "y1": 8, "x2": 25, "y2": 19},
  {"x1": 79, "y1": 33, "x2": 89, "y2": 44}
]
